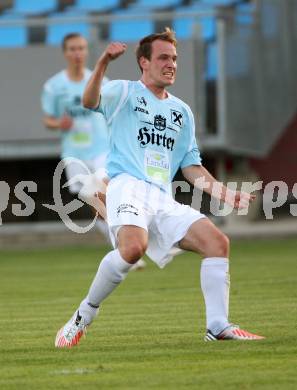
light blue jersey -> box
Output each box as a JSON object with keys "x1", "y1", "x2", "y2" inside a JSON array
[
  {"x1": 41, "y1": 69, "x2": 109, "y2": 160},
  {"x1": 96, "y1": 80, "x2": 201, "y2": 192}
]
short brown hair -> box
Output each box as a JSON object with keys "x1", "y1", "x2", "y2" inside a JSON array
[
  {"x1": 62, "y1": 33, "x2": 85, "y2": 51},
  {"x1": 136, "y1": 28, "x2": 177, "y2": 72}
]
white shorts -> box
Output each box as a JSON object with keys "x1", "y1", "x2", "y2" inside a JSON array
[
  {"x1": 64, "y1": 154, "x2": 107, "y2": 196},
  {"x1": 106, "y1": 174, "x2": 206, "y2": 268}
]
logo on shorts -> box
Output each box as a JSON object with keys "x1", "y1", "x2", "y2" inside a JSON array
[
  {"x1": 171, "y1": 110, "x2": 183, "y2": 127},
  {"x1": 117, "y1": 203, "x2": 139, "y2": 216},
  {"x1": 154, "y1": 115, "x2": 166, "y2": 131}
]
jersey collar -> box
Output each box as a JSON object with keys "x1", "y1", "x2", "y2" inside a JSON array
[{"x1": 138, "y1": 80, "x2": 172, "y2": 100}]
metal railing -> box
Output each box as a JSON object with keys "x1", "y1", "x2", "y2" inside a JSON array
[{"x1": 202, "y1": 0, "x2": 297, "y2": 157}]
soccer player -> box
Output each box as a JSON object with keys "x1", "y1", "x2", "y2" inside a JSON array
[
  {"x1": 41, "y1": 32, "x2": 110, "y2": 238},
  {"x1": 55, "y1": 29, "x2": 264, "y2": 347},
  {"x1": 41, "y1": 32, "x2": 145, "y2": 270}
]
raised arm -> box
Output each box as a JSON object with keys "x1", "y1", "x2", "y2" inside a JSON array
[
  {"x1": 83, "y1": 42, "x2": 127, "y2": 110},
  {"x1": 182, "y1": 164, "x2": 256, "y2": 209}
]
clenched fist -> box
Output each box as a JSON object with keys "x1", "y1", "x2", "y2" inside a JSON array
[{"x1": 100, "y1": 42, "x2": 127, "y2": 63}]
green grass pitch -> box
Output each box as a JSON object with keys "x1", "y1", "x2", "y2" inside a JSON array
[{"x1": 0, "y1": 239, "x2": 297, "y2": 389}]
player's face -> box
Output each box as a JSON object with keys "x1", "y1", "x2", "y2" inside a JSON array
[
  {"x1": 144, "y1": 40, "x2": 177, "y2": 87},
  {"x1": 64, "y1": 36, "x2": 88, "y2": 67}
]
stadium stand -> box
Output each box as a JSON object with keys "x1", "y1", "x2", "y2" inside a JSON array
[
  {"x1": 235, "y1": 2, "x2": 255, "y2": 24},
  {"x1": 10, "y1": 0, "x2": 58, "y2": 15},
  {"x1": 0, "y1": 1, "x2": 255, "y2": 47},
  {"x1": 173, "y1": 7, "x2": 216, "y2": 40},
  {"x1": 0, "y1": 0, "x2": 13, "y2": 14},
  {"x1": 109, "y1": 9, "x2": 154, "y2": 41},
  {"x1": 197, "y1": 0, "x2": 241, "y2": 5},
  {"x1": 58, "y1": 0, "x2": 76, "y2": 11},
  {"x1": 0, "y1": 13, "x2": 27, "y2": 47},
  {"x1": 1, "y1": 0, "x2": 296, "y2": 227},
  {"x1": 46, "y1": 11, "x2": 91, "y2": 45},
  {"x1": 127, "y1": 0, "x2": 183, "y2": 10},
  {"x1": 67, "y1": 0, "x2": 121, "y2": 13}
]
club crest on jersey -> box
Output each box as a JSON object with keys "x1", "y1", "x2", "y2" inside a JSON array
[
  {"x1": 66, "y1": 96, "x2": 91, "y2": 118},
  {"x1": 171, "y1": 110, "x2": 183, "y2": 127},
  {"x1": 154, "y1": 115, "x2": 166, "y2": 131}
]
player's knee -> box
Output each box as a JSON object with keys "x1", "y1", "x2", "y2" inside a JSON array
[
  {"x1": 204, "y1": 232, "x2": 229, "y2": 258},
  {"x1": 215, "y1": 233, "x2": 230, "y2": 258},
  {"x1": 119, "y1": 241, "x2": 147, "y2": 263}
]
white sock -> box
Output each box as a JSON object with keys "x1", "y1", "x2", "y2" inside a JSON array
[
  {"x1": 200, "y1": 257, "x2": 230, "y2": 335},
  {"x1": 95, "y1": 219, "x2": 111, "y2": 243},
  {"x1": 78, "y1": 298, "x2": 99, "y2": 325},
  {"x1": 79, "y1": 249, "x2": 132, "y2": 324}
]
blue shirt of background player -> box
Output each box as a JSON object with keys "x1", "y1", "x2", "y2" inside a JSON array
[{"x1": 42, "y1": 69, "x2": 109, "y2": 161}]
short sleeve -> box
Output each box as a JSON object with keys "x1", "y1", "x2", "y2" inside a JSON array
[
  {"x1": 180, "y1": 147, "x2": 201, "y2": 168},
  {"x1": 95, "y1": 80, "x2": 128, "y2": 123},
  {"x1": 41, "y1": 80, "x2": 57, "y2": 117},
  {"x1": 180, "y1": 109, "x2": 202, "y2": 168}
]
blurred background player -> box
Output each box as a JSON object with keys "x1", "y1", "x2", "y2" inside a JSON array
[{"x1": 41, "y1": 32, "x2": 146, "y2": 270}]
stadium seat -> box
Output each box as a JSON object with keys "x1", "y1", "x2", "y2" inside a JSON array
[
  {"x1": 46, "y1": 11, "x2": 90, "y2": 46},
  {"x1": 109, "y1": 10, "x2": 154, "y2": 42},
  {"x1": 173, "y1": 8, "x2": 216, "y2": 41},
  {"x1": 0, "y1": 13, "x2": 28, "y2": 47},
  {"x1": 11, "y1": 0, "x2": 58, "y2": 15},
  {"x1": 70, "y1": 0, "x2": 121, "y2": 13},
  {"x1": 235, "y1": 2, "x2": 256, "y2": 25},
  {"x1": 130, "y1": 0, "x2": 182, "y2": 10},
  {"x1": 199, "y1": 0, "x2": 237, "y2": 6}
]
